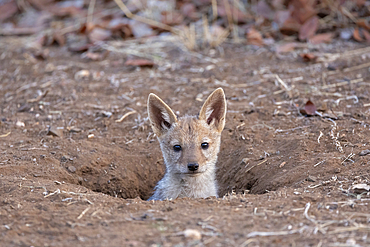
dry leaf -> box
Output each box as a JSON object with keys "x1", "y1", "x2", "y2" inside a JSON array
[
  {"x1": 353, "y1": 28, "x2": 363, "y2": 42},
  {"x1": 129, "y1": 20, "x2": 155, "y2": 38},
  {"x1": 88, "y1": 28, "x2": 112, "y2": 42},
  {"x1": 124, "y1": 59, "x2": 154, "y2": 67},
  {"x1": 355, "y1": 0, "x2": 366, "y2": 7},
  {"x1": 299, "y1": 16, "x2": 319, "y2": 41},
  {"x1": 300, "y1": 53, "x2": 317, "y2": 62},
  {"x1": 0, "y1": 0, "x2": 18, "y2": 21},
  {"x1": 32, "y1": 49, "x2": 49, "y2": 60},
  {"x1": 180, "y1": 3, "x2": 197, "y2": 20},
  {"x1": 53, "y1": 32, "x2": 65, "y2": 46},
  {"x1": 309, "y1": 33, "x2": 333, "y2": 44},
  {"x1": 68, "y1": 43, "x2": 90, "y2": 52},
  {"x1": 279, "y1": 17, "x2": 301, "y2": 35},
  {"x1": 47, "y1": 1, "x2": 83, "y2": 17},
  {"x1": 246, "y1": 27, "x2": 264, "y2": 46},
  {"x1": 300, "y1": 100, "x2": 317, "y2": 116},
  {"x1": 82, "y1": 51, "x2": 109, "y2": 61},
  {"x1": 256, "y1": 0, "x2": 275, "y2": 20},
  {"x1": 81, "y1": 51, "x2": 109, "y2": 61},
  {"x1": 276, "y1": 42, "x2": 298, "y2": 53},
  {"x1": 363, "y1": 29, "x2": 370, "y2": 43},
  {"x1": 290, "y1": 0, "x2": 316, "y2": 24},
  {"x1": 161, "y1": 11, "x2": 184, "y2": 26},
  {"x1": 217, "y1": 4, "x2": 251, "y2": 23},
  {"x1": 275, "y1": 10, "x2": 291, "y2": 27},
  {"x1": 357, "y1": 19, "x2": 370, "y2": 31}
]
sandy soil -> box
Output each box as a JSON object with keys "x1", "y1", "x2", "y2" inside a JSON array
[{"x1": 1, "y1": 36, "x2": 370, "y2": 246}]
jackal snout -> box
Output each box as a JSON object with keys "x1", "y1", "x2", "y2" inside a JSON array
[
  {"x1": 147, "y1": 88, "x2": 227, "y2": 200},
  {"x1": 187, "y1": 163, "x2": 198, "y2": 171}
]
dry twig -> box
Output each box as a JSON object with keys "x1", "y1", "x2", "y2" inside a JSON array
[
  {"x1": 0, "y1": 132, "x2": 11, "y2": 138},
  {"x1": 115, "y1": 110, "x2": 137, "y2": 123}
]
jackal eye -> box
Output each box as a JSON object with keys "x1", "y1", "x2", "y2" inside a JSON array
[
  {"x1": 201, "y1": 142, "x2": 209, "y2": 150},
  {"x1": 173, "y1": 145, "x2": 182, "y2": 152}
]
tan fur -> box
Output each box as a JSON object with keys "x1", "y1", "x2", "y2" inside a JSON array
[{"x1": 147, "y1": 88, "x2": 227, "y2": 200}]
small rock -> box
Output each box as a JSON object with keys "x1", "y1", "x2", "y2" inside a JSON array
[
  {"x1": 306, "y1": 175, "x2": 316, "y2": 182},
  {"x1": 60, "y1": 156, "x2": 68, "y2": 162},
  {"x1": 74, "y1": 70, "x2": 90, "y2": 80},
  {"x1": 98, "y1": 111, "x2": 112, "y2": 118},
  {"x1": 241, "y1": 158, "x2": 250, "y2": 164},
  {"x1": 88, "y1": 27, "x2": 112, "y2": 42},
  {"x1": 68, "y1": 126, "x2": 82, "y2": 133},
  {"x1": 68, "y1": 166, "x2": 76, "y2": 173},
  {"x1": 61, "y1": 155, "x2": 73, "y2": 162},
  {"x1": 327, "y1": 61, "x2": 347, "y2": 71},
  {"x1": 88, "y1": 134, "x2": 95, "y2": 139},
  {"x1": 335, "y1": 168, "x2": 341, "y2": 173},
  {"x1": 359, "y1": 149, "x2": 370, "y2": 156},
  {"x1": 17, "y1": 103, "x2": 31, "y2": 112},
  {"x1": 16, "y1": 121, "x2": 25, "y2": 128},
  {"x1": 351, "y1": 184, "x2": 370, "y2": 194},
  {"x1": 183, "y1": 229, "x2": 201, "y2": 240},
  {"x1": 45, "y1": 63, "x2": 56, "y2": 73},
  {"x1": 340, "y1": 29, "x2": 352, "y2": 40},
  {"x1": 47, "y1": 126, "x2": 63, "y2": 137},
  {"x1": 279, "y1": 161, "x2": 286, "y2": 168}
]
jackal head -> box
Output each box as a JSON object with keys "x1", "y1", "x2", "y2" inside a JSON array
[{"x1": 147, "y1": 88, "x2": 227, "y2": 177}]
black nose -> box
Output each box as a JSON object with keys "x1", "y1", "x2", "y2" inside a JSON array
[{"x1": 188, "y1": 163, "x2": 199, "y2": 172}]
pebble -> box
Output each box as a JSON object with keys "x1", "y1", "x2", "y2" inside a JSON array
[
  {"x1": 340, "y1": 29, "x2": 352, "y2": 40},
  {"x1": 16, "y1": 121, "x2": 25, "y2": 128},
  {"x1": 68, "y1": 166, "x2": 76, "y2": 173},
  {"x1": 183, "y1": 229, "x2": 201, "y2": 240},
  {"x1": 306, "y1": 175, "x2": 316, "y2": 182},
  {"x1": 351, "y1": 184, "x2": 370, "y2": 194},
  {"x1": 74, "y1": 70, "x2": 90, "y2": 80},
  {"x1": 359, "y1": 149, "x2": 370, "y2": 156},
  {"x1": 47, "y1": 126, "x2": 63, "y2": 137},
  {"x1": 241, "y1": 158, "x2": 250, "y2": 164}
]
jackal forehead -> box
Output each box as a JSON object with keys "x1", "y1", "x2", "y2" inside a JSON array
[{"x1": 163, "y1": 116, "x2": 218, "y2": 146}]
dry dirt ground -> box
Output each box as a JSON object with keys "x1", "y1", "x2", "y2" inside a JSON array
[{"x1": 1, "y1": 36, "x2": 370, "y2": 247}]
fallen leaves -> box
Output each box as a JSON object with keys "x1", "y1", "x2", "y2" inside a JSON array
[
  {"x1": 124, "y1": 59, "x2": 154, "y2": 67},
  {"x1": 300, "y1": 100, "x2": 317, "y2": 116},
  {"x1": 353, "y1": 28, "x2": 370, "y2": 43},
  {"x1": 353, "y1": 28, "x2": 363, "y2": 42},
  {"x1": 0, "y1": 0, "x2": 18, "y2": 22},
  {"x1": 309, "y1": 33, "x2": 333, "y2": 44},
  {"x1": 246, "y1": 27, "x2": 264, "y2": 46},
  {"x1": 276, "y1": 42, "x2": 301, "y2": 54},
  {"x1": 357, "y1": 19, "x2": 370, "y2": 31},
  {"x1": 1, "y1": 0, "x2": 370, "y2": 51},
  {"x1": 88, "y1": 27, "x2": 112, "y2": 42},
  {"x1": 299, "y1": 16, "x2": 319, "y2": 41},
  {"x1": 300, "y1": 53, "x2": 317, "y2": 62}
]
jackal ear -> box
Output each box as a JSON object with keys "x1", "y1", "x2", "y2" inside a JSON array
[
  {"x1": 199, "y1": 88, "x2": 227, "y2": 132},
  {"x1": 147, "y1": 93, "x2": 177, "y2": 137}
]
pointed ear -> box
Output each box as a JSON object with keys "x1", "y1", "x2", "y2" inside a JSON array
[
  {"x1": 199, "y1": 88, "x2": 227, "y2": 132},
  {"x1": 147, "y1": 93, "x2": 177, "y2": 137}
]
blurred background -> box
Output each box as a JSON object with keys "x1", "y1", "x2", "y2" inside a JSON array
[{"x1": 0, "y1": 0, "x2": 369, "y2": 52}]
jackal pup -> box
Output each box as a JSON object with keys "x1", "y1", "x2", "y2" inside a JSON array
[{"x1": 147, "y1": 88, "x2": 227, "y2": 200}]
